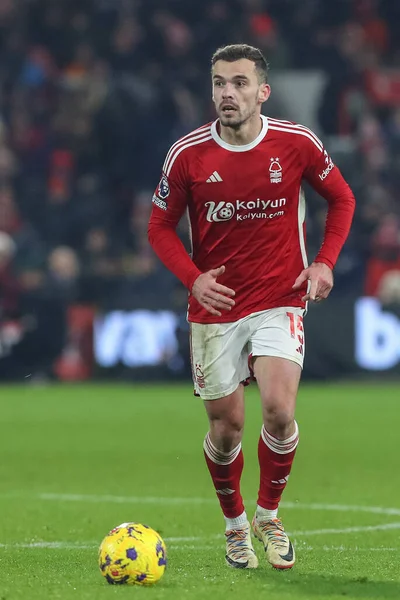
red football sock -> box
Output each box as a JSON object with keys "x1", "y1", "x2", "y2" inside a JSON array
[
  {"x1": 257, "y1": 422, "x2": 299, "y2": 510},
  {"x1": 203, "y1": 433, "x2": 245, "y2": 519}
]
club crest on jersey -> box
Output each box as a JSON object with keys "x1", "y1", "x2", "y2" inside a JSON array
[{"x1": 269, "y1": 157, "x2": 282, "y2": 183}]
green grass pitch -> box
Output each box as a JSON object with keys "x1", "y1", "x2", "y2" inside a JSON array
[{"x1": 0, "y1": 382, "x2": 399, "y2": 599}]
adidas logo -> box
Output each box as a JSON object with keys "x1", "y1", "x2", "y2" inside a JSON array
[
  {"x1": 216, "y1": 488, "x2": 235, "y2": 495},
  {"x1": 206, "y1": 171, "x2": 223, "y2": 183},
  {"x1": 271, "y1": 476, "x2": 289, "y2": 485}
]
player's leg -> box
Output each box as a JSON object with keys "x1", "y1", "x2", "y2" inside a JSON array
[
  {"x1": 203, "y1": 386, "x2": 246, "y2": 523},
  {"x1": 249, "y1": 307, "x2": 304, "y2": 569},
  {"x1": 204, "y1": 386, "x2": 257, "y2": 568},
  {"x1": 255, "y1": 356, "x2": 300, "y2": 511},
  {"x1": 190, "y1": 320, "x2": 257, "y2": 568},
  {"x1": 252, "y1": 356, "x2": 300, "y2": 569}
]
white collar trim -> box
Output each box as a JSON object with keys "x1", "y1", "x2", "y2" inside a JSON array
[{"x1": 211, "y1": 114, "x2": 268, "y2": 152}]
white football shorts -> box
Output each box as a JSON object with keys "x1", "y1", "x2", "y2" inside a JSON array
[{"x1": 190, "y1": 307, "x2": 305, "y2": 400}]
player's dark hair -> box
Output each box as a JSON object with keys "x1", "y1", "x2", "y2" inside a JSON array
[{"x1": 211, "y1": 44, "x2": 269, "y2": 84}]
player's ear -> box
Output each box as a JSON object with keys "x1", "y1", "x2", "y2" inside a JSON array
[{"x1": 259, "y1": 83, "x2": 271, "y2": 104}]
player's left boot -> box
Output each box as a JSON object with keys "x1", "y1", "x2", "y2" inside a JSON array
[
  {"x1": 225, "y1": 522, "x2": 259, "y2": 569},
  {"x1": 252, "y1": 516, "x2": 295, "y2": 569}
]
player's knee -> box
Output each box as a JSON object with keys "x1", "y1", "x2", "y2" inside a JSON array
[
  {"x1": 205, "y1": 389, "x2": 244, "y2": 451},
  {"x1": 263, "y1": 404, "x2": 294, "y2": 440},
  {"x1": 208, "y1": 416, "x2": 243, "y2": 452}
]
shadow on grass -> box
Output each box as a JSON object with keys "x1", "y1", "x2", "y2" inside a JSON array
[{"x1": 251, "y1": 569, "x2": 400, "y2": 599}]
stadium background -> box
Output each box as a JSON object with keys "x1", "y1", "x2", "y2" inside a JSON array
[
  {"x1": 1, "y1": 2, "x2": 400, "y2": 598},
  {"x1": 0, "y1": 0, "x2": 399, "y2": 382}
]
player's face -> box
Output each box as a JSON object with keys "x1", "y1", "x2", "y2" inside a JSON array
[{"x1": 212, "y1": 59, "x2": 270, "y2": 129}]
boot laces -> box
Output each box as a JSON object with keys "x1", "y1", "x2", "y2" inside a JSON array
[{"x1": 226, "y1": 528, "x2": 251, "y2": 560}]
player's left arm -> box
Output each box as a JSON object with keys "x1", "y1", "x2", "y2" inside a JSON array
[{"x1": 293, "y1": 134, "x2": 356, "y2": 302}]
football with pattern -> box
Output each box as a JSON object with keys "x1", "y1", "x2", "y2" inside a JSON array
[{"x1": 98, "y1": 522, "x2": 167, "y2": 585}]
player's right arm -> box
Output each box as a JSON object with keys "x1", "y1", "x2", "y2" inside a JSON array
[{"x1": 147, "y1": 152, "x2": 235, "y2": 317}]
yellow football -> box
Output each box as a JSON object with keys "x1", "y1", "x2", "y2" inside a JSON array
[{"x1": 99, "y1": 522, "x2": 167, "y2": 585}]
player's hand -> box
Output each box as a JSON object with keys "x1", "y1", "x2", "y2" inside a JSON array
[
  {"x1": 292, "y1": 262, "x2": 333, "y2": 303},
  {"x1": 191, "y1": 265, "x2": 236, "y2": 317}
]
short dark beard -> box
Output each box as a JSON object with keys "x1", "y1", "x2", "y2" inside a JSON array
[
  {"x1": 220, "y1": 117, "x2": 242, "y2": 130},
  {"x1": 218, "y1": 91, "x2": 259, "y2": 130},
  {"x1": 219, "y1": 104, "x2": 257, "y2": 130}
]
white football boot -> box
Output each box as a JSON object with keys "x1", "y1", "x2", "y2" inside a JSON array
[
  {"x1": 225, "y1": 521, "x2": 259, "y2": 569},
  {"x1": 252, "y1": 516, "x2": 295, "y2": 569}
]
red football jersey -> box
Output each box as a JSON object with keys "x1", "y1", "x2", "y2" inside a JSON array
[{"x1": 148, "y1": 116, "x2": 355, "y2": 323}]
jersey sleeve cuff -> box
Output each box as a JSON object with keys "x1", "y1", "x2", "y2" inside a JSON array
[
  {"x1": 186, "y1": 267, "x2": 202, "y2": 292},
  {"x1": 314, "y1": 256, "x2": 334, "y2": 270}
]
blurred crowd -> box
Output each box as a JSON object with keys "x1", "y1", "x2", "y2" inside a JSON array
[{"x1": 0, "y1": 0, "x2": 400, "y2": 375}]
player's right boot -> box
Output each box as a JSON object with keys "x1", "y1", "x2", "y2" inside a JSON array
[
  {"x1": 252, "y1": 516, "x2": 295, "y2": 569},
  {"x1": 225, "y1": 522, "x2": 259, "y2": 569}
]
